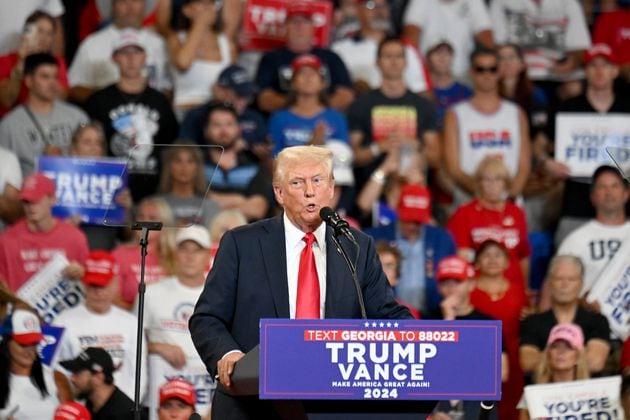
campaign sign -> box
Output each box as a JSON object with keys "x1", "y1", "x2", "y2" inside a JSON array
[
  {"x1": 259, "y1": 319, "x2": 502, "y2": 400},
  {"x1": 37, "y1": 156, "x2": 128, "y2": 225},
  {"x1": 240, "y1": 0, "x2": 332, "y2": 51},
  {"x1": 39, "y1": 325, "x2": 64, "y2": 367},
  {"x1": 555, "y1": 113, "x2": 630, "y2": 177}
]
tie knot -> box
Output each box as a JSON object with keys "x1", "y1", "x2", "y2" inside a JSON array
[{"x1": 303, "y1": 232, "x2": 316, "y2": 246}]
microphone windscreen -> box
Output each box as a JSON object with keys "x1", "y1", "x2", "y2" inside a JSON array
[
  {"x1": 188, "y1": 414, "x2": 202, "y2": 420},
  {"x1": 319, "y1": 206, "x2": 335, "y2": 221}
]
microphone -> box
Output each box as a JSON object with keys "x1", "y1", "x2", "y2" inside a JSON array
[
  {"x1": 477, "y1": 401, "x2": 495, "y2": 420},
  {"x1": 319, "y1": 207, "x2": 356, "y2": 243},
  {"x1": 189, "y1": 414, "x2": 201, "y2": 420}
]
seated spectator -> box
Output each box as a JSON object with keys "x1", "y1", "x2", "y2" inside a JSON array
[
  {"x1": 0, "y1": 146, "x2": 23, "y2": 231},
  {"x1": 60, "y1": 347, "x2": 137, "y2": 419},
  {"x1": 167, "y1": 0, "x2": 235, "y2": 114},
  {"x1": 84, "y1": 30, "x2": 178, "y2": 202},
  {"x1": 395, "y1": 184, "x2": 456, "y2": 314},
  {"x1": 0, "y1": 11, "x2": 68, "y2": 117},
  {"x1": 0, "y1": 53, "x2": 88, "y2": 177},
  {"x1": 202, "y1": 101, "x2": 272, "y2": 221},
  {"x1": 53, "y1": 250, "x2": 147, "y2": 401},
  {"x1": 54, "y1": 401, "x2": 92, "y2": 420},
  {"x1": 0, "y1": 309, "x2": 72, "y2": 418},
  {"x1": 0, "y1": 173, "x2": 89, "y2": 292},
  {"x1": 520, "y1": 255, "x2": 611, "y2": 375},
  {"x1": 207, "y1": 208, "x2": 247, "y2": 264},
  {"x1": 518, "y1": 323, "x2": 590, "y2": 420},
  {"x1": 68, "y1": 0, "x2": 171, "y2": 103},
  {"x1": 444, "y1": 47, "x2": 531, "y2": 207},
  {"x1": 255, "y1": 1, "x2": 355, "y2": 113},
  {"x1": 157, "y1": 378, "x2": 196, "y2": 420},
  {"x1": 331, "y1": 0, "x2": 429, "y2": 94},
  {"x1": 155, "y1": 144, "x2": 220, "y2": 226},
  {"x1": 592, "y1": 2, "x2": 630, "y2": 92},
  {"x1": 424, "y1": 37, "x2": 472, "y2": 128},
  {"x1": 402, "y1": 0, "x2": 494, "y2": 79},
  {"x1": 447, "y1": 157, "x2": 531, "y2": 292},
  {"x1": 472, "y1": 239, "x2": 528, "y2": 420},
  {"x1": 113, "y1": 196, "x2": 174, "y2": 309},
  {"x1": 348, "y1": 37, "x2": 440, "y2": 194},
  {"x1": 179, "y1": 65, "x2": 267, "y2": 155},
  {"x1": 375, "y1": 241, "x2": 420, "y2": 319},
  {"x1": 268, "y1": 54, "x2": 350, "y2": 155}
]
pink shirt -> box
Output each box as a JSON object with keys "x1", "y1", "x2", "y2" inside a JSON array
[
  {"x1": 112, "y1": 244, "x2": 166, "y2": 305},
  {"x1": 0, "y1": 219, "x2": 89, "y2": 291}
]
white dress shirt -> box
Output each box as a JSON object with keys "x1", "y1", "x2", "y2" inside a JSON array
[{"x1": 283, "y1": 213, "x2": 327, "y2": 319}]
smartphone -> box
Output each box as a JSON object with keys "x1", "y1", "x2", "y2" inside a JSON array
[{"x1": 23, "y1": 23, "x2": 38, "y2": 48}]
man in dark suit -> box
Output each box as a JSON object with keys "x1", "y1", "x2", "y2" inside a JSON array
[{"x1": 189, "y1": 145, "x2": 412, "y2": 419}]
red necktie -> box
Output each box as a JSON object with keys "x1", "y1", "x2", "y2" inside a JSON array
[{"x1": 296, "y1": 233, "x2": 320, "y2": 319}]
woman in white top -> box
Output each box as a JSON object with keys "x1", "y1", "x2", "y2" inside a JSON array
[
  {"x1": 0, "y1": 309, "x2": 72, "y2": 419},
  {"x1": 167, "y1": 0, "x2": 235, "y2": 113}
]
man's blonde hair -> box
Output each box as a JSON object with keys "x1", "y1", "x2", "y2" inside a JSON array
[{"x1": 273, "y1": 146, "x2": 334, "y2": 185}]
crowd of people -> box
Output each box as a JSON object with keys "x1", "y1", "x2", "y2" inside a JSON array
[{"x1": 0, "y1": 0, "x2": 629, "y2": 418}]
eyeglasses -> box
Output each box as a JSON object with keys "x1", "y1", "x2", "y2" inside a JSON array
[
  {"x1": 473, "y1": 65, "x2": 498, "y2": 74},
  {"x1": 364, "y1": 0, "x2": 388, "y2": 10}
]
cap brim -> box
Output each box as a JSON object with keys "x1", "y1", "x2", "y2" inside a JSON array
[
  {"x1": 19, "y1": 191, "x2": 45, "y2": 202},
  {"x1": 82, "y1": 274, "x2": 114, "y2": 286},
  {"x1": 60, "y1": 358, "x2": 88, "y2": 373},
  {"x1": 13, "y1": 332, "x2": 43, "y2": 346}
]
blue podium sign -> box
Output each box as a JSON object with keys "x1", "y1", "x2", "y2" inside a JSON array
[
  {"x1": 259, "y1": 319, "x2": 501, "y2": 401},
  {"x1": 38, "y1": 156, "x2": 128, "y2": 225}
]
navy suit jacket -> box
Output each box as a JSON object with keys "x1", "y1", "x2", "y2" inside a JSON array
[{"x1": 189, "y1": 215, "x2": 412, "y2": 377}]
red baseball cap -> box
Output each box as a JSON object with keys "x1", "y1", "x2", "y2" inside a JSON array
[
  {"x1": 2, "y1": 309, "x2": 44, "y2": 346},
  {"x1": 54, "y1": 402, "x2": 91, "y2": 420},
  {"x1": 397, "y1": 184, "x2": 431, "y2": 223},
  {"x1": 292, "y1": 54, "x2": 322, "y2": 73},
  {"x1": 159, "y1": 378, "x2": 196, "y2": 406},
  {"x1": 436, "y1": 256, "x2": 475, "y2": 282},
  {"x1": 82, "y1": 250, "x2": 117, "y2": 287},
  {"x1": 20, "y1": 172, "x2": 56, "y2": 203},
  {"x1": 584, "y1": 43, "x2": 616, "y2": 65},
  {"x1": 286, "y1": 2, "x2": 315, "y2": 21}
]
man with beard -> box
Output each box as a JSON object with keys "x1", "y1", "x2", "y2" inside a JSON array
[
  {"x1": 60, "y1": 347, "x2": 139, "y2": 420},
  {"x1": 202, "y1": 101, "x2": 272, "y2": 221}
]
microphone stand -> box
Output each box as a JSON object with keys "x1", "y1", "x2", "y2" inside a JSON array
[
  {"x1": 330, "y1": 234, "x2": 367, "y2": 319},
  {"x1": 131, "y1": 221, "x2": 163, "y2": 420}
]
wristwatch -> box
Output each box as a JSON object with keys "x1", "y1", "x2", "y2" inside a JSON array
[{"x1": 371, "y1": 169, "x2": 386, "y2": 185}]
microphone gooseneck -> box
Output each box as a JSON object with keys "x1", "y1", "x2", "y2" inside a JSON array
[{"x1": 319, "y1": 207, "x2": 357, "y2": 244}]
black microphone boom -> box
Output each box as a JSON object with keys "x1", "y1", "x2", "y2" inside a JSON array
[{"x1": 319, "y1": 207, "x2": 357, "y2": 244}]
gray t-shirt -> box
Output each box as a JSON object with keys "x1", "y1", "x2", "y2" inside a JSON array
[
  {"x1": 157, "y1": 193, "x2": 221, "y2": 227},
  {"x1": 0, "y1": 101, "x2": 89, "y2": 176}
]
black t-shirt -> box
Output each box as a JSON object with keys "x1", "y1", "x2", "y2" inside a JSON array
[
  {"x1": 87, "y1": 387, "x2": 138, "y2": 420},
  {"x1": 555, "y1": 94, "x2": 630, "y2": 218},
  {"x1": 346, "y1": 88, "x2": 438, "y2": 192},
  {"x1": 520, "y1": 307, "x2": 611, "y2": 349},
  {"x1": 255, "y1": 46, "x2": 352, "y2": 95},
  {"x1": 84, "y1": 84, "x2": 179, "y2": 201}
]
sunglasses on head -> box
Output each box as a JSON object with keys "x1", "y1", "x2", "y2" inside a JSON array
[{"x1": 473, "y1": 65, "x2": 498, "y2": 74}]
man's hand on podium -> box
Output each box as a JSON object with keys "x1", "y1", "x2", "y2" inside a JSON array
[{"x1": 217, "y1": 351, "x2": 245, "y2": 387}]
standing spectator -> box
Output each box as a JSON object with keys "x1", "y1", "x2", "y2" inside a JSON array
[
  {"x1": 60, "y1": 347, "x2": 136, "y2": 420},
  {"x1": 0, "y1": 11, "x2": 68, "y2": 117},
  {"x1": 0, "y1": 0, "x2": 64, "y2": 56},
  {"x1": 402, "y1": 0, "x2": 494, "y2": 79},
  {"x1": 549, "y1": 44, "x2": 630, "y2": 245},
  {"x1": 592, "y1": 2, "x2": 630, "y2": 90},
  {"x1": 447, "y1": 157, "x2": 531, "y2": 291},
  {"x1": 0, "y1": 309, "x2": 72, "y2": 419},
  {"x1": 157, "y1": 379, "x2": 196, "y2": 420},
  {"x1": 155, "y1": 144, "x2": 221, "y2": 227},
  {"x1": 68, "y1": 0, "x2": 171, "y2": 103},
  {"x1": 141, "y1": 225, "x2": 213, "y2": 419},
  {"x1": 155, "y1": 0, "x2": 242, "y2": 42},
  {"x1": 0, "y1": 146, "x2": 23, "y2": 231},
  {"x1": 85, "y1": 30, "x2": 178, "y2": 202},
  {"x1": 268, "y1": 55, "x2": 350, "y2": 155},
  {"x1": 167, "y1": 0, "x2": 235, "y2": 114},
  {"x1": 425, "y1": 38, "x2": 472, "y2": 127},
  {"x1": 471, "y1": 239, "x2": 528, "y2": 420},
  {"x1": 202, "y1": 102, "x2": 272, "y2": 221},
  {"x1": 520, "y1": 255, "x2": 611, "y2": 375},
  {"x1": 395, "y1": 184, "x2": 456, "y2": 314},
  {"x1": 331, "y1": 0, "x2": 430, "y2": 94},
  {"x1": 207, "y1": 208, "x2": 247, "y2": 265},
  {"x1": 179, "y1": 65, "x2": 267, "y2": 153},
  {"x1": 0, "y1": 173, "x2": 89, "y2": 292},
  {"x1": 347, "y1": 37, "x2": 440, "y2": 194},
  {"x1": 557, "y1": 165, "x2": 630, "y2": 297},
  {"x1": 444, "y1": 47, "x2": 531, "y2": 207},
  {"x1": 53, "y1": 250, "x2": 148, "y2": 401},
  {"x1": 255, "y1": 1, "x2": 355, "y2": 113},
  {"x1": 489, "y1": 0, "x2": 591, "y2": 103},
  {"x1": 0, "y1": 53, "x2": 88, "y2": 177},
  {"x1": 376, "y1": 241, "x2": 420, "y2": 318},
  {"x1": 622, "y1": 337, "x2": 630, "y2": 377}
]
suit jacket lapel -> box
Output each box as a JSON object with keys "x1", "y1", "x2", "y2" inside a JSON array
[
  {"x1": 324, "y1": 228, "x2": 350, "y2": 318},
  {"x1": 259, "y1": 216, "x2": 290, "y2": 318}
]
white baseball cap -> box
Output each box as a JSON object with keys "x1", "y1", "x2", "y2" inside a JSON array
[{"x1": 175, "y1": 225, "x2": 211, "y2": 249}]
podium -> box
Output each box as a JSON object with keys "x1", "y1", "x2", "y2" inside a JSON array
[{"x1": 219, "y1": 319, "x2": 502, "y2": 420}]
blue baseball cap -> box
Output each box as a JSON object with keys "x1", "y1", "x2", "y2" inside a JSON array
[{"x1": 217, "y1": 65, "x2": 256, "y2": 98}]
